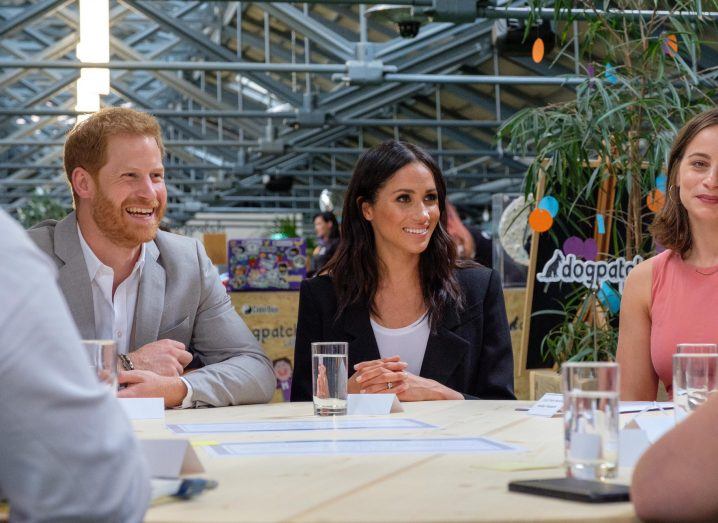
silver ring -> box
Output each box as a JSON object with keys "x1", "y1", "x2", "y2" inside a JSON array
[{"x1": 387, "y1": 382, "x2": 393, "y2": 390}]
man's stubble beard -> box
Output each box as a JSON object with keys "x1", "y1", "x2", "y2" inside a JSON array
[{"x1": 91, "y1": 185, "x2": 165, "y2": 248}]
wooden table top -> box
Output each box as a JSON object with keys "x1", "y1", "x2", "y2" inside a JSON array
[{"x1": 137, "y1": 400, "x2": 638, "y2": 523}]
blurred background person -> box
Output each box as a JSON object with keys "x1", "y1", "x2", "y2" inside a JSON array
[
  {"x1": 445, "y1": 201, "x2": 493, "y2": 267},
  {"x1": 309, "y1": 211, "x2": 340, "y2": 277},
  {"x1": 0, "y1": 208, "x2": 149, "y2": 522}
]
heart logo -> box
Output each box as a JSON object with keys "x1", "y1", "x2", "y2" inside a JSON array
[{"x1": 562, "y1": 236, "x2": 598, "y2": 261}]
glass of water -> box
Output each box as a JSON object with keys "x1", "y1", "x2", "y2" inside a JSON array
[
  {"x1": 562, "y1": 362, "x2": 619, "y2": 481},
  {"x1": 676, "y1": 343, "x2": 718, "y2": 354},
  {"x1": 311, "y1": 342, "x2": 348, "y2": 416},
  {"x1": 673, "y1": 353, "x2": 718, "y2": 421},
  {"x1": 81, "y1": 340, "x2": 118, "y2": 393}
]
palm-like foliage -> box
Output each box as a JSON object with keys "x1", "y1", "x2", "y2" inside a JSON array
[{"x1": 500, "y1": 0, "x2": 718, "y2": 364}]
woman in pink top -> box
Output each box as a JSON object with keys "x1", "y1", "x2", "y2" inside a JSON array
[{"x1": 617, "y1": 109, "x2": 718, "y2": 400}]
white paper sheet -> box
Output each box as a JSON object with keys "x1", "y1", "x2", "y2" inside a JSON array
[
  {"x1": 347, "y1": 394, "x2": 403, "y2": 415},
  {"x1": 204, "y1": 437, "x2": 523, "y2": 457},
  {"x1": 527, "y1": 393, "x2": 563, "y2": 417},
  {"x1": 168, "y1": 418, "x2": 436, "y2": 434},
  {"x1": 119, "y1": 397, "x2": 165, "y2": 420}
]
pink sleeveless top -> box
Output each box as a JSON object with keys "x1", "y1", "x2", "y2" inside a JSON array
[{"x1": 651, "y1": 249, "x2": 718, "y2": 393}]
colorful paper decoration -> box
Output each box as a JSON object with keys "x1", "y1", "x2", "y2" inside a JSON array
[
  {"x1": 656, "y1": 174, "x2": 667, "y2": 193},
  {"x1": 538, "y1": 195, "x2": 559, "y2": 217},
  {"x1": 647, "y1": 189, "x2": 666, "y2": 212},
  {"x1": 597, "y1": 281, "x2": 621, "y2": 314},
  {"x1": 563, "y1": 236, "x2": 598, "y2": 261},
  {"x1": 662, "y1": 33, "x2": 678, "y2": 57},
  {"x1": 528, "y1": 208, "x2": 553, "y2": 232},
  {"x1": 605, "y1": 63, "x2": 618, "y2": 85},
  {"x1": 596, "y1": 214, "x2": 606, "y2": 235},
  {"x1": 532, "y1": 37, "x2": 545, "y2": 63}
]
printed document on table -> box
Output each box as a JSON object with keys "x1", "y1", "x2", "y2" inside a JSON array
[
  {"x1": 619, "y1": 401, "x2": 673, "y2": 414},
  {"x1": 204, "y1": 437, "x2": 524, "y2": 457},
  {"x1": 168, "y1": 418, "x2": 436, "y2": 434}
]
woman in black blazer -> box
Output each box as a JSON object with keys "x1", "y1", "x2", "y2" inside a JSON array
[{"x1": 291, "y1": 140, "x2": 514, "y2": 402}]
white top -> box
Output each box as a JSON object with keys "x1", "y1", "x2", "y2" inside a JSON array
[
  {"x1": 77, "y1": 224, "x2": 145, "y2": 356},
  {"x1": 370, "y1": 313, "x2": 430, "y2": 376},
  {"x1": 0, "y1": 209, "x2": 150, "y2": 521}
]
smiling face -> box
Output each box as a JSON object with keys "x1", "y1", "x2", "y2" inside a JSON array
[
  {"x1": 361, "y1": 161, "x2": 440, "y2": 258},
  {"x1": 86, "y1": 134, "x2": 166, "y2": 248},
  {"x1": 677, "y1": 125, "x2": 718, "y2": 224}
]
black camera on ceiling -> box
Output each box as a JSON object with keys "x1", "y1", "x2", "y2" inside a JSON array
[
  {"x1": 397, "y1": 20, "x2": 422, "y2": 38},
  {"x1": 262, "y1": 174, "x2": 293, "y2": 192}
]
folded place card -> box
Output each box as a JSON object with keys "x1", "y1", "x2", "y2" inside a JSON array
[
  {"x1": 618, "y1": 429, "x2": 652, "y2": 467},
  {"x1": 629, "y1": 415, "x2": 675, "y2": 443},
  {"x1": 527, "y1": 393, "x2": 563, "y2": 417},
  {"x1": 347, "y1": 393, "x2": 404, "y2": 415},
  {"x1": 119, "y1": 397, "x2": 165, "y2": 420},
  {"x1": 140, "y1": 439, "x2": 204, "y2": 478}
]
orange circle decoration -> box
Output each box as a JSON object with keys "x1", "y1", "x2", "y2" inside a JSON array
[
  {"x1": 647, "y1": 189, "x2": 666, "y2": 212},
  {"x1": 532, "y1": 37, "x2": 545, "y2": 63},
  {"x1": 528, "y1": 208, "x2": 553, "y2": 232}
]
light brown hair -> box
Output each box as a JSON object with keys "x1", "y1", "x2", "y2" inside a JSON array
[
  {"x1": 651, "y1": 108, "x2": 718, "y2": 256},
  {"x1": 63, "y1": 107, "x2": 165, "y2": 207}
]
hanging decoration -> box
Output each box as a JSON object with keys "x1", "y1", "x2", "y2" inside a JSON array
[
  {"x1": 596, "y1": 214, "x2": 606, "y2": 235},
  {"x1": 532, "y1": 37, "x2": 545, "y2": 63},
  {"x1": 647, "y1": 189, "x2": 665, "y2": 212},
  {"x1": 537, "y1": 195, "x2": 559, "y2": 217},
  {"x1": 528, "y1": 208, "x2": 553, "y2": 232},
  {"x1": 662, "y1": 33, "x2": 679, "y2": 57},
  {"x1": 563, "y1": 236, "x2": 598, "y2": 261},
  {"x1": 605, "y1": 63, "x2": 618, "y2": 85}
]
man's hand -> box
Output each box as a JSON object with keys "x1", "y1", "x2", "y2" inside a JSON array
[
  {"x1": 117, "y1": 370, "x2": 188, "y2": 408},
  {"x1": 128, "y1": 339, "x2": 192, "y2": 377}
]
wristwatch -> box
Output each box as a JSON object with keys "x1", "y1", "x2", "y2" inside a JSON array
[{"x1": 118, "y1": 353, "x2": 135, "y2": 371}]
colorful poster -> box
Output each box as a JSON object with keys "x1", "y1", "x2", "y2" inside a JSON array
[{"x1": 227, "y1": 238, "x2": 306, "y2": 291}]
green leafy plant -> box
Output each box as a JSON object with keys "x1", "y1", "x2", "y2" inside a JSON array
[
  {"x1": 500, "y1": 1, "x2": 718, "y2": 364},
  {"x1": 15, "y1": 194, "x2": 70, "y2": 229},
  {"x1": 268, "y1": 216, "x2": 299, "y2": 239}
]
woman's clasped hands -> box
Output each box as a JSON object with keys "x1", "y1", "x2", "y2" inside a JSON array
[{"x1": 348, "y1": 355, "x2": 463, "y2": 401}]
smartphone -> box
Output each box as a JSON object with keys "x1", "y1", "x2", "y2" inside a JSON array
[{"x1": 508, "y1": 478, "x2": 630, "y2": 503}]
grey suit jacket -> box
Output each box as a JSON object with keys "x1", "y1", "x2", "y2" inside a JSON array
[{"x1": 28, "y1": 212, "x2": 275, "y2": 407}]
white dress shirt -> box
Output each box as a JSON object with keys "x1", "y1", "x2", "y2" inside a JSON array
[
  {"x1": 370, "y1": 313, "x2": 430, "y2": 376},
  {"x1": 77, "y1": 225, "x2": 145, "y2": 356},
  {"x1": 77, "y1": 225, "x2": 194, "y2": 407}
]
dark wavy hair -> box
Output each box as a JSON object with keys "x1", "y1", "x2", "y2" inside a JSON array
[
  {"x1": 651, "y1": 108, "x2": 718, "y2": 256},
  {"x1": 323, "y1": 140, "x2": 469, "y2": 330},
  {"x1": 312, "y1": 211, "x2": 340, "y2": 240}
]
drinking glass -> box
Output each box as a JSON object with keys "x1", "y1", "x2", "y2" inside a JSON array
[
  {"x1": 676, "y1": 343, "x2": 718, "y2": 354},
  {"x1": 673, "y1": 353, "x2": 718, "y2": 421},
  {"x1": 311, "y1": 342, "x2": 348, "y2": 416},
  {"x1": 81, "y1": 340, "x2": 118, "y2": 393},
  {"x1": 562, "y1": 362, "x2": 620, "y2": 480}
]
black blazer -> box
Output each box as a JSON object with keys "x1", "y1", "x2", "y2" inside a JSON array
[{"x1": 290, "y1": 267, "x2": 515, "y2": 401}]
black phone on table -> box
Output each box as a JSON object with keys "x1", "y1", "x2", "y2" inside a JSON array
[{"x1": 508, "y1": 477, "x2": 630, "y2": 503}]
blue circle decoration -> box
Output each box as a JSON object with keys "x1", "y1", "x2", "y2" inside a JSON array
[
  {"x1": 656, "y1": 174, "x2": 667, "y2": 193},
  {"x1": 538, "y1": 195, "x2": 559, "y2": 218},
  {"x1": 605, "y1": 63, "x2": 618, "y2": 85}
]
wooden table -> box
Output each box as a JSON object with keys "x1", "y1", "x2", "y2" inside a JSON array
[{"x1": 139, "y1": 400, "x2": 638, "y2": 522}]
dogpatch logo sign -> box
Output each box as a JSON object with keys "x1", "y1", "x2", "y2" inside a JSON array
[{"x1": 537, "y1": 250, "x2": 643, "y2": 292}]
